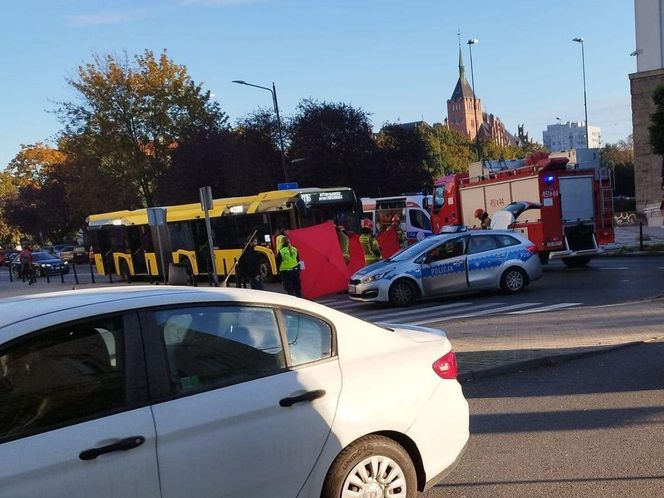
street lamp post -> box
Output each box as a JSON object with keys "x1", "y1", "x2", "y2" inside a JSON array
[
  {"x1": 232, "y1": 80, "x2": 289, "y2": 182},
  {"x1": 572, "y1": 37, "x2": 589, "y2": 148},
  {"x1": 467, "y1": 38, "x2": 480, "y2": 160}
]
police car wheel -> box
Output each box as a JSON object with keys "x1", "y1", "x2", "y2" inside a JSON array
[
  {"x1": 388, "y1": 279, "x2": 417, "y2": 307},
  {"x1": 501, "y1": 267, "x2": 527, "y2": 293}
]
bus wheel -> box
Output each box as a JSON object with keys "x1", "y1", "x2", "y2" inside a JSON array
[
  {"x1": 119, "y1": 261, "x2": 132, "y2": 283},
  {"x1": 258, "y1": 255, "x2": 273, "y2": 282},
  {"x1": 562, "y1": 256, "x2": 591, "y2": 268}
]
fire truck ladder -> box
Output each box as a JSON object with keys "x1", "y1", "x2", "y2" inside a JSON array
[{"x1": 598, "y1": 166, "x2": 614, "y2": 229}]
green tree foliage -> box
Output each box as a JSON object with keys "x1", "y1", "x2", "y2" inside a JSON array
[
  {"x1": 0, "y1": 172, "x2": 22, "y2": 245},
  {"x1": 375, "y1": 123, "x2": 434, "y2": 195},
  {"x1": 287, "y1": 100, "x2": 381, "y2": 195},
  {"x1": 649, "y1": 85, "x2": 664, "y2": 190},
  {"x1": 601, "y1": 137, "x2": 635, "y2": 197},
  {"x1": 56, "y1": 49, "x2": 227, "y2": 206},
  {"x1": 422, "y1": 124, "x2": 475, "y2": 176}
]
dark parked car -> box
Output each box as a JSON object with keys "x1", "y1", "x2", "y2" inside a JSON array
[{"x1": 11, "y1": 251, "x2": 70, "y2": 278}]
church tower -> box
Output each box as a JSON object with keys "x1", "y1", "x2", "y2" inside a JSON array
[{"x1": 447, "y1": 47, "x2": 482, "y2": 140}]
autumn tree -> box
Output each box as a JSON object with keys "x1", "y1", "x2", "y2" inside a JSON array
[
  {"x1": 56, "y1": 49, "x2": 227, "y2": 206},
  {"x1": 0, "y1": 172, "x2": 22, "y2": 245},
  {"x1": 6, "y1": 142, "x2": 66, "y2": 187},
  {"x1": 602, "y1": 137, "x2": 635, "y2": 197}
]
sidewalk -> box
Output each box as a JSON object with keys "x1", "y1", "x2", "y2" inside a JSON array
[
  {"x1": 442, "y1": 298, "x2": 664, "y2": 381},
  {"x1": 614, "y1": 224, "x2": 664, "y2": 249}
]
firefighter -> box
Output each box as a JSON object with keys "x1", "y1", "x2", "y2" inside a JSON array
[
  {"x1": 359, "y1": 219, "x2": 381, "y2": 265},
  {"x1": 274, "y1": 227, "x2": 287, "y2": 253},
  {"x1": 336, "y1": 224, "x2": 350, "y2": 264},
  {"x1": 474, "y1": 208, "x2": 492, "y2": 230},
  {"x1": 388, "y1": 214, "x2": 407, "y2": 248}
]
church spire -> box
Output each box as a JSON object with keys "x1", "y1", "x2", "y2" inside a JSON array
[{"x1": 457, "y1": 28, "x2": 465, "y2": 79}]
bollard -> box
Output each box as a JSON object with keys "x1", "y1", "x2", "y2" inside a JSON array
[
  {"x1": 72, "y1": 262, "x2": 79, "y2": 285},
  {"x1": 640, "y1": 222, "x2": 644, "y2": 251},
  {"x1": 109, "y1": 269, "x2": 113, "y2": 283},
  {"x1": 45, "y1": 270, "x2": 50, "y2": 284},
  {"x1": 89, "y1": 263, "x2": 96, "y2": 284},
  {"x1": 60, "y1": 267, "x2": 65, "y2": 284},
  {"x1": 8, "y1": 265, "x2": 13, "y2": 283}
]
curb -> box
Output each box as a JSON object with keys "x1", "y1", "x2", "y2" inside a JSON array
[{"x1": 457, "y1": 341, "x2": 644, "y2": 382}]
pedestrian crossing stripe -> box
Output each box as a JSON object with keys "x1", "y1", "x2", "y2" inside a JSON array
[
  {"x1": 508, "y1": 303, "x2": 581, "y2": 314},
  {"x1": 315, "y1": 297, "x2": 583, "y2": 324}
]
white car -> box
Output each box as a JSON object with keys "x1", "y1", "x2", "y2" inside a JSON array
[{"x1": 0, "y1": 287, "x2": 468, "y2": 498}]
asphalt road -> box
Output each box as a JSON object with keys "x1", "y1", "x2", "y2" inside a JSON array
[{"x1": 427, "y1": 340, "x2": 664, "y2": 497}]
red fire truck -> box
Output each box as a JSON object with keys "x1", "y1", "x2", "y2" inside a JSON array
[{"x1": 431, "y1": 152, "x2": 615, "y2": 267}]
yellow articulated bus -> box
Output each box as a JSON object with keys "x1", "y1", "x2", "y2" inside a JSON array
[{"x1": 87, "y1": 187, "x2": 361, "y2": 280}]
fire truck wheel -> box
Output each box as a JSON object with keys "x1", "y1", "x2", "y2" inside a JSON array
[
  {"x1": 562, "y1": 256, "x2": 591, "y2": 268},
  {"x1": 388, "y1": 279, "x2": 418, "y2": 307},
  {"x1": 500, "y1": 267, "x2": 527, "y2": 293}
]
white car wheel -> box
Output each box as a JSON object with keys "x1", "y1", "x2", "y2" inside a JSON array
[{"x1": 322, "y1": 435, "x2": 417, "y2": 498}]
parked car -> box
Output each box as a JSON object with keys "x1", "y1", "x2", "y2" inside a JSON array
[
  {"x1": 0, "y1": 287, "x2": 469, "y2": 498},
  {"x1": 55, "y1": 245, "x2": 75, "y2": 261},
  {"x1": 10, "y1": 251, "x2": 70, "y2": 278},
  {"x1": 2, "y1": 251, "x2": 19, "y2": 267},
  {"x1": 349, "y1": 230, "x2": 543, "y2": 306}
]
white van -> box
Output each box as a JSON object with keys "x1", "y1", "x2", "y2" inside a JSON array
[{"x1": 361, "y1": 194, "x2": 433, "y2": 244}]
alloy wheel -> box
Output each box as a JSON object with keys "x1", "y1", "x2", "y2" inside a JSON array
[{"x1": 341, "y1": 455, "x2": 407, "y2": 498}]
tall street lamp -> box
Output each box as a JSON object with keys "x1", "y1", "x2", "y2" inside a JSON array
[
  {"x1": 467, "y1": 38, "x2": 480, "y2": 160},
  {"x1": 572, "y1": 37, "x2": 589, "y2": 148},
  {"x1": 232, "y1": 80, "x2": 289, "y2": 182}
]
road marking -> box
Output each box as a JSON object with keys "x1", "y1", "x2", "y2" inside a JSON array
[
  {"x1": 598, "y1": 267, "x2": 630, "y2": 270},
  {"x1": 323, "y1": 300, "x2": 368, "y2": 311},
  {"x1": 409, "y1": 303, "x2": 541, "y2": 326},
  {"x1": 508, "y1": 302, "x2": 582, "y2": 314},
  {"x1": 360, "y1": 302, "x2": 475, "y2": 322}
]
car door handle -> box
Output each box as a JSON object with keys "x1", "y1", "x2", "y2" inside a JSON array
[
  {"x1": 279, "y1": 389, "x2": 326, "y2": 407},
  {"x1": 79, "y1": 435, "x2": 146, "y2": 461}
]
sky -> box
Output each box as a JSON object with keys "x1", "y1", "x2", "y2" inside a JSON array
[{"x1": 1, "y1": 0, "x2": 636, "y2": 169}]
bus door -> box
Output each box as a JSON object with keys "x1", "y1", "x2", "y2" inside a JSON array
[{"x1": 127, "y1": 226, "x2": 148, "y2": 274}]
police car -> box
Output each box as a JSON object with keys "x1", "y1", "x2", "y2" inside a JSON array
[{"x1": 349, "y1": 230, "x2": 543, "y2": 306}]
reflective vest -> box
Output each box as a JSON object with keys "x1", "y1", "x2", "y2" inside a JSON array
[
  {"x1": 359, "y1": 234, "x2": 381, "y2": 265},
  {"x1": 275, "y1": 234, "x2": 286, "y2": 252},
  {"x1": 279, "y1": 246, "x2": 299, "y2": 271}
]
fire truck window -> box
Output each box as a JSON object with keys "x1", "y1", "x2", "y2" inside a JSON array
[
  {"x1": 409, "y1": 210, "x2": 431, "y2": 231},
  {"x1": 433, "y1": 187, "x2": 445, "y2": 210}
]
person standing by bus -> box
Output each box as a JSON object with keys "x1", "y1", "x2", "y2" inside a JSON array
[
  {"x1": 238, "y1": 236, "x2": 264, "y2": 290},
  {"x1": 359, "y1": 219, "x2": 381, "y2": 265},
  {"x1": 276, "y1": 236, "x2": 302, "y2": 297},
  {"x1": 275, "y1": 227, "x2": 287, "y2": 253}
]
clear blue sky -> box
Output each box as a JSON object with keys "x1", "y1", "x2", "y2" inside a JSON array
[{"x1": 1, "y1": 0, "x2": 636, "y2": 168}]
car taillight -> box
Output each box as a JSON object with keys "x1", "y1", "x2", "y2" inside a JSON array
[
  {"x1": 432, "y1": 351, "x2": 458, "y2": 379},
  {"x1": 526, "y1": 245, "x2": 537, "y2": 254}
]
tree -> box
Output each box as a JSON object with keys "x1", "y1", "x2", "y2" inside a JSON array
[
  {"x1": 0, "y1": 172, "x2": 22, "y2": 245},
  {"x1": 56, "y1": 49, "x2": 228, "y2": 206},
  {"x1": 602, "y1": 138, "x2": 635, "y2": 197},
  {"x1": 287, "y1": 100, "x2": 381, "y2": 195},
  {"x1": 6, "y1": 143, "x2": 66, "y2": 187},
  {"x1": 424, "y1": 124, "x2": 475, "y2": 175},
  {"x1": 376, "y1": 123, "x2": 434, "y2": 195},
  {"x1": 649, "y1": 85, "x2": 664, "y2": 190}
]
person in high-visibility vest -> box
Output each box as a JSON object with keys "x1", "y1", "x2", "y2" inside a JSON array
[
  {"x1": 274, "y1": 227, "x2": 287, "y2": 253},
  {"x1": 359, "y1": 219, "x2": 381, "y2": 265},
  {"x1": 336, "y1": 224, "x2": 350, "y2": 264},
  {"x1": 276, "y1": 236, "x2": 302, "y2": 297}
]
